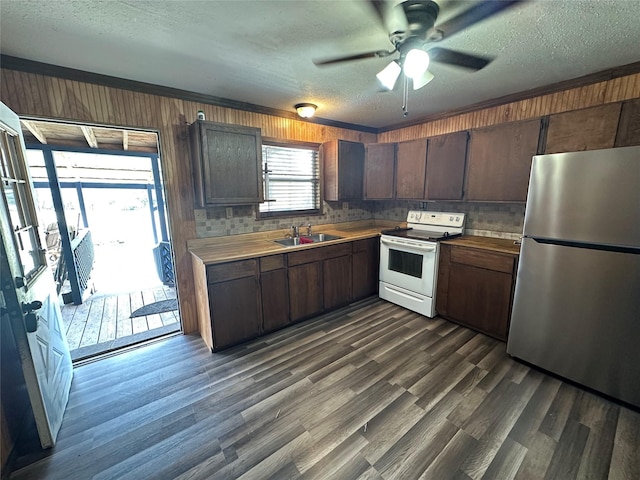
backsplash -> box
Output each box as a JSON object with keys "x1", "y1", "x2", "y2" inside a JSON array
[
  {"x1": 195, "y1": 200, "x2": 374, "y2": 237},
  {"x1": 195, "y1": 199, "x2": 525, "y2": 239},
  {"x1": 372, "y1": 201, "x2": 525, "y2": 238}
]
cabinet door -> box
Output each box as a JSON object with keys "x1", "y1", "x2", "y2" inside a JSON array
[
  {"x1": 447, "y1": 263, "x2": 513, "y2": 341},
  {"x1": 323, "y1": 140, "x2": 365, "y2": 201},
  {"x1": 288, "y1": 262, "x2": 323, "y2": 322},
  {"x1": 209, "y1": 276, "x2": 261, "y2": 350},
  {"x1": 425, "y1": 131, "x2": 468, "y2": 200},
  {"x1": 190, "y1": 121, "x2": 263, "y2": 206},
  {"x1": 615, "y1": 99, "x2": 640, "y2": 147},
  {"x1": 396, "y1": 138, "x2": 427, "y2": 199},
  {"x1": 324, "y1": 255, "x2": 352, "y2": 310},
  {"x1": 466, "y1": 119, "x2": 540, "y2": 202},
  {"x1": 261, "y1": 269, "x2": 289, "y2": 333},
  {"x1": 435, "y1": 244, "x2": 451, "y2": 316},
  {"x1": 545, "y1": 103, "x2": 622, "y2": 154},
  {"x1": 364, "y1": 143, "x2": 396, "y2": 199},
  {"x1": 352, "y1": 238, "x2": 379, "y2": 300}
]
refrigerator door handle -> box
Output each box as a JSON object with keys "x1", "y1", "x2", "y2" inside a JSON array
[{"x1": 531, "y1": 237, "x2": 640, "y2": 255}]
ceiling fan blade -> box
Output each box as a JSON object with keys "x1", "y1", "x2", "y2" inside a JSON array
[
  {"x1": 428, "y1": 47, "x2": 493, "y2": 71},
  {"x1": 434, "y1": 0, "x2": 524, "y2": 39},
  {"x1": 313, "y1": 50, "x2": 394, "y2": 66},
  {"x1": 369, "y1": 1, "x2": 409, "y2": 40}
]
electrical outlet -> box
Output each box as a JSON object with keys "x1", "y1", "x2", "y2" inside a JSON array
[
  {"x1": 342, "y1": 202, "x2": 349, "y2": 210},
  {"x1": 225, "y1": 207, "x2": 233, "y2": 219}
]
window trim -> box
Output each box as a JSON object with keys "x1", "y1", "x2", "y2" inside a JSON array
[{"x1": 256, "y1": 139, "x2": 323, "y2": 220}]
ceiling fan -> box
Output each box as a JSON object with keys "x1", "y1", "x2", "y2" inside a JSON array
[{"x1": 314, "y1": 0, "x2": 523, "y2": 115}]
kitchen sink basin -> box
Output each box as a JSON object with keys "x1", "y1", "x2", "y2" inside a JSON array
[{"x1": 273, "y1": 233, "x2": 343, "y2": 247}]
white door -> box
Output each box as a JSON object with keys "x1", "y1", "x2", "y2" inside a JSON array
[{"x1": 0, "y1": 101, "x2": 73, "y2": 448}]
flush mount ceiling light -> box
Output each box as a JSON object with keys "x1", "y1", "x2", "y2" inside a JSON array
[{"x1": 295, "y1": 103, "x2": 317, "y2": 118}]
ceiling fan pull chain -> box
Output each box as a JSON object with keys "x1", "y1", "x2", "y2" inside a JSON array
[{"x1": 402, "y1": 75, "x2": 409, "y2": 117}]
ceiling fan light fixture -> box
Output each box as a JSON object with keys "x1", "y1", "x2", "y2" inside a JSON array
[
  {"x1": 294, "y1": 103, "x2": 317, "y2": 118},
  {"x1": 403, "y1": 48, "x2": 430, "y2": 79},
  {"x1": 376, "y1": 60, "x2": 402, "y2": 90},
  {"x1": 413, "y1": 69, "x2": 434, "y2": 90}
]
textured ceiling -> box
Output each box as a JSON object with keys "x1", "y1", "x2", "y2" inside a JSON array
[{"x1": 2, "y1": 0, "x2": 640, "y2": 129}]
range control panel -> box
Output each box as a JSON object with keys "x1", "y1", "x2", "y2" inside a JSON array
[{"x1": 407, "y1": 210, "x2": 466, "y2": 228}]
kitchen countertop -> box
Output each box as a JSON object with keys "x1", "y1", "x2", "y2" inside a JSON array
[
  {"x1": 442, "y1": 235, "x2": 521, "y2": 255},
  {"x1": 189, "y1": 220, "x2": 400, "y2": 265}
]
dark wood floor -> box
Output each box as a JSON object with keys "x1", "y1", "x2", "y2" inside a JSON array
[{"x1": 9, "y1": 298, "x2": 640, "y2": 479}]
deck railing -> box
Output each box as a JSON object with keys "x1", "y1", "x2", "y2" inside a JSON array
[{"x1": 71, "y1": 229, "x2": 94, "y2": 297}]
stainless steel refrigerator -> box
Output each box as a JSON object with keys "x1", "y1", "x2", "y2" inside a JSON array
[{"x1": 507, "y1": 145, "x2": 640, "y2": 408}]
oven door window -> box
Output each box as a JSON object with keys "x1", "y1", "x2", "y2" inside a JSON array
[{"x1": 388, "y1": 248, "x2": 423, "y2": 278}]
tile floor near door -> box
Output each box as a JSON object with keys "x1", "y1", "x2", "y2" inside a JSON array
[
  {"x1": 10, "y1": 297, "x2": 640, "y2": 479},
  {"x1": 60, "y1": 285, "x2": 180, "y2": 361}
]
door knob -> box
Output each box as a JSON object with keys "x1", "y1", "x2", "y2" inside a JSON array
[
  {"x1": 22, "y1": 300, "x2": 43, "y2": 313},
  {"x1": 25, "y1": 312, "x2": 38, "y2": 333}
]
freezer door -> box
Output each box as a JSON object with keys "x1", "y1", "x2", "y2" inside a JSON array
[
  {"x1": 524, "y1": 146, "x2": 640, "y2": 247},
  {"x1": 508, "y1": 237, "x2": 640, "y2": 407}
]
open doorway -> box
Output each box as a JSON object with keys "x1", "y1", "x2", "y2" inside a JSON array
[{"x1": 21, "y1": 119, "x2": 180, "y2": 362}]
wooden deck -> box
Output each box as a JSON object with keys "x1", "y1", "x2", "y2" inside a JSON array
[{"x1": 60, "y1": 285, "x2": 181, "y2": 360}]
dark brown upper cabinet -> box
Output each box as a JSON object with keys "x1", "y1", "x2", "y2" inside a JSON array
[
  {"x1": 615, "y1": 99, "x2": 640, "y2": 147},
  {"x1": 424, "y1": 131, "x2": 469, "y2": 201},
  {"x1": 466, "y1": 119, "x2": 541, "y2": 202},
  {"x1": 364, "y1": 143, "x2": 396, "y2": 200},
  {"x1": 189, "y1": 120, "x2": 263, "y2": 207},
  {"x1": 396, "y1": 138, "x2": 427, "y2": 199},
  {"x1": 545, "y1": 103, "x2": 622, "y2": 154},
  {"x1": 322, "y1": 139, "x2": 365, "y2": 201}
]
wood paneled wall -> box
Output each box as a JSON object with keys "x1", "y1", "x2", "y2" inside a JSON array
[
  {"x1": 3, "y1": 67, "x2": 640, "y2": 335},
  {"x1": 0, "y1": 69, "x2": 376, "y2": 334},
  {"x1": 379, "y1": 73, "x2": 640, "y2": 142}
]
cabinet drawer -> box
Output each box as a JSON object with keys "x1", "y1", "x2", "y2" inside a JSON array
[
  {"x1": 260, "y1": 254, "x2": 285, "y2": 272},
  {"x1": 352, "y1": 237, "x2": 378, "y2": 252},
  {"x1": 206, "y1": 259, "x2": 257, "y2": 283},
  {"x1": 450, "y1": 247, "x2": 514, "y2": 274},
  {"x1": 288, "y1": 242, "x2": 352, "y2": 266}
]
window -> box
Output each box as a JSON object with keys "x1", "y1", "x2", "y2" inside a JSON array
[
  {"x1": 259, "y1": 143, "x2": 320, "y2": 217},
  {"x1": 0, "y1": 129, "x2": 46, "y2": 282}
]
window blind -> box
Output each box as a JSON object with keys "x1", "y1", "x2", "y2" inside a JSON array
[{"x1": 259, "y1": 144, "x2": 319, "y2": 216}]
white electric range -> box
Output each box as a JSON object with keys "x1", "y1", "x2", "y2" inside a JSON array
[{"x1": 379, "y1": 211, "x2": 466, "y2": 317}]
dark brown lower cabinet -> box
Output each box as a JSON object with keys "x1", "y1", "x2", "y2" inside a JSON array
[
  {"x1": 437, "y1": 243, "x2": 517, "y2": 341},
  {"x1": 260, "y1": 255, "x2": 289, "y2": 333},
  {"x1": 352, "y1": 237, "x2": 379, "y2": 300},
  {"x1": 209, "y1": 276, "x2": 261, "y2": 350},
  {"x1": 324, "y1": 255, "x2": 352, "y2": 310},
  {"x1": 261, "y1": 268, "x2": 289, "y2": 333},
  {"x1": 288, "y1": 262, "x2": 323, "y2": 322},
  {"x1": 197, "y1": 236, "x2": 382, "y2": 351}
]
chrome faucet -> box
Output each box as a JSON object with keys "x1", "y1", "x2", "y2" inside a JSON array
[{"x1": 290, "y1": 224, "x2": 311, "y2": 238}]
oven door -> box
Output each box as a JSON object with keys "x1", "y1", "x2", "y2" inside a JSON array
[{"x1": 379, "y1": 235, "x2": 438, "y2": 297}]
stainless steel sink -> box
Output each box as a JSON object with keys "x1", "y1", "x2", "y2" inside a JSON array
[{"x1": 273, "y1": 233, "x2": 343, "y2": 247}]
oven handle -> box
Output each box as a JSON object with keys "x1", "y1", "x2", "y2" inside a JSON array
[{"x1": 380, "y1": 236, "x2": 437, "y2": 252}]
